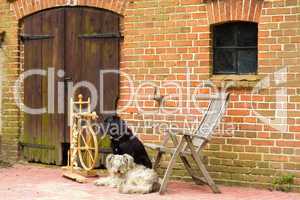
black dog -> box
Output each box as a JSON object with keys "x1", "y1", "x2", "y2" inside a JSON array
[{"x1": 104, "y1": 115, "x2": 152, "y2": 169}]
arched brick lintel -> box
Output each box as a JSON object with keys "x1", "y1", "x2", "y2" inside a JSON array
[
  {"x1": 10, "y1": 0, "x2": 129, "y2": 20},
  {"x1": 206, "y1": 0, "x2": 264, "y2": 24}
]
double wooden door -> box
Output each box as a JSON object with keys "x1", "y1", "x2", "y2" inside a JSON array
[{"x1": 21, "y1": 7, "x2": 120, "y2": 165}]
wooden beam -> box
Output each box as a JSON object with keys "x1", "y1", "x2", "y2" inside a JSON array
[{"x1": 62, "y1": 172, "x2": 88, "y2": 183}]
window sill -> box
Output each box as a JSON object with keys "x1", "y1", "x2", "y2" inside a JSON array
[{"x1": 209, "y1": 74, "x2": 261, "y2": 88}]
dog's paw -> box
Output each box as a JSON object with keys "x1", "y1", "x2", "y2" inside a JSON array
[
  {"x1": 118, "y1": 185, "x2": 125, "y2": 193},
  {"x1": 118, "y1": 184, "x2": 129, "y2": 194},
  {"x1": 111, "y1": 182, "x2": 121, "y2": 188},
  {"x1": 94, "y1": 179, "x2": 107, "y2": 186}
]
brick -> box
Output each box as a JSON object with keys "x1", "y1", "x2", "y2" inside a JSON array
[
  {"x1": 283, "y1": 148, "x2": 295, "y2": 155},
  {"x1": 240, "y1": 124, "x2": 262, "y2": 131},
  {"x1": 257, "y1": 162, "x2": 269, "y2": 169},
  {"x1": 251, "y1": 168, "x2": 276, "y2": 176},
  {"x1": 276, "y1": 140, "x2": 300, "y2": 147},
  {"x1": 233, "y1": 160, "x2": 256, "y2": 168},
  {"x1": 227, "y1": 138, "x2": 250, "y2": 145},
  {"x1": 205, "y1": 151, "x2": 238, "y2": 159},
  {"x1": 232, "y1": 145, "x2": 245, "y2": 152},
  {"x1": 264, "y1": 155, "x2": 288, "y2": 162},
  {"x1": 227, "y1": 110, "x2": 250, "y2": 116},
  {"x1": 289, "y1": 126, "x2": 300, "y2": 132},
  {"x1": 251, "y1": 140, "x2": 274, "y2": 146},
  {"x1": 239, "y1": 153, "x2": 262, "y2": 161},
  {"x1": 271, "y1": 147, "x2": 282, "y2": 154}
]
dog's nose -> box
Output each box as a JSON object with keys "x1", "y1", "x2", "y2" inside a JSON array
[{"x1": 117, "y1": 170, "x2": 121, "y2": 173}]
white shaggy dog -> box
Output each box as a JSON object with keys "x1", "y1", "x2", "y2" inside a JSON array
[{"x1": 94, "y1": 154, "x2": 160, "y2": 194}]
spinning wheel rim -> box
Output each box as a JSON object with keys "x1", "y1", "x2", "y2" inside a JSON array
[{"x1": 77, "y1": 124, "x2": 99, "y2": 171}]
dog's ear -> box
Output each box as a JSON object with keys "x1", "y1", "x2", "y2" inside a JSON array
[
  {"x1": 106, "y1": 154, "x2": 114, "y2": 170},
  {"x1": 123, "y1": 154, "x2": 135, "y2": 170}
]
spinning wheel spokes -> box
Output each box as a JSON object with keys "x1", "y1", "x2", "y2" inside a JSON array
[
  {"x1": 77, "y1": 126, "x2": 98, "y2": 171},
  {"x1": 80, "y1": 132, "x2": 89, "y2": 147}
]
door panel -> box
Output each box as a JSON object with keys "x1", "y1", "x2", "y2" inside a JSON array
[
  {"x1": 79, "y1": 8, "x2": 120, "y2": 119},
  {"x1": 23, "y1": 12, "x2": 43, "y2": 162},
  {"x1": 64, "y1": 8, "x2": 83, "y2": 144},
  {"x1": 41, "y1": 8, "x2": 65, "y2": 164},
  {"x1": 23, "y1": 8, "x2": 65, "y2": 164},
  {"x1": 65, "y1": 8, "x2": 120, "y2": 125},
  {"x1": 22, "y1": 7, "x2": 120, "y2": 165}
]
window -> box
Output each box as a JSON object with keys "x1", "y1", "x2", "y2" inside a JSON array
[{"x1": 213, "y1": 22, "x2": 258, "y2": 75}]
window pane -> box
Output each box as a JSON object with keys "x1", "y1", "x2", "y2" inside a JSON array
[
  {"x1": 213, "y1": 22, "x2": 258, "y2": 75},
  {"x1": 237, "y1": 23, "x2": 258, "y2": 46},
  {"x1": 214, "y1": 48, "x2": 236, "y2": 74},
  {"x1": 238, "y1": 49, "x2": 257, "y2": 74},
  {"x1": 213, "y1": 23, "x2": 235, "y2": 46}
]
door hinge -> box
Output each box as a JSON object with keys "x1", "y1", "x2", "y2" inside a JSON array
[
  {"x1": 19, "y1": 34, "x2": 54, "y2": 42},
  {"x1": 78, "y1": 33, "x2": 123, "y2": 39},
  {"x1": 19, "y1": 142, "x2": 56, "y2": 150}
]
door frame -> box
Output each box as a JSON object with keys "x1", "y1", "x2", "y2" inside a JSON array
[{"x1": 20, "y1": 6, "x2": 122, "y2": 165}]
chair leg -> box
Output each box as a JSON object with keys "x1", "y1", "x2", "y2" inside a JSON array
[
  {"x1": 184, "y1": 136, "x2": 221, "y2": 193},
  {"x1": 193, "y1": 155, "x2": 220, "y2": 193},
  {"x1": 169, "y1": 133, "x2": 202, "y2": 184},
  {"x1": 153, "y1": 151, "x2": 163, "y2": 170},
  {"x1": 159, "y1": 137, "x2": 185, "y2": 194},
  {"x1": 180, "y1": 155, "x2": 205, "y2": 185}
]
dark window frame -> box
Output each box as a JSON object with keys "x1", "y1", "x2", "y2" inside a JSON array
[{"x1": 212, "y1": 21, "x2": 258, "y2": 75}]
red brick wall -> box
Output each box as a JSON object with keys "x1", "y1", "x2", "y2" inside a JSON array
[
  {"x1": 0, "y1": 0, "x2": 299, "y2": 191},
  {"x1": 119, "y1": 0, "x2": 300, "y2": 190},
  {"x1": 0, "y1": 0, "x2": 21, "y2": 162}
]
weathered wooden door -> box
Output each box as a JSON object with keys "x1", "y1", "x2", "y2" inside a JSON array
[{"x1": 21, "y1": 7, "x2": 120, "y2": 165}]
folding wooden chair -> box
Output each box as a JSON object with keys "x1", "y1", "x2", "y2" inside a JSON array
[{"x1": 144, "y1": 92, "x2": 230, "y2": 194}]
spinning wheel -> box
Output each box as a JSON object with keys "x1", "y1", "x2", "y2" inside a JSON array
[{"x1": 69, "y1": 95, "x2": 99, "y2": 171}]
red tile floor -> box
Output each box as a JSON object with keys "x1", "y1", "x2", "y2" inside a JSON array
[{"x1": 0, "y1": 164, "x2": 299, "y2": 200}]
